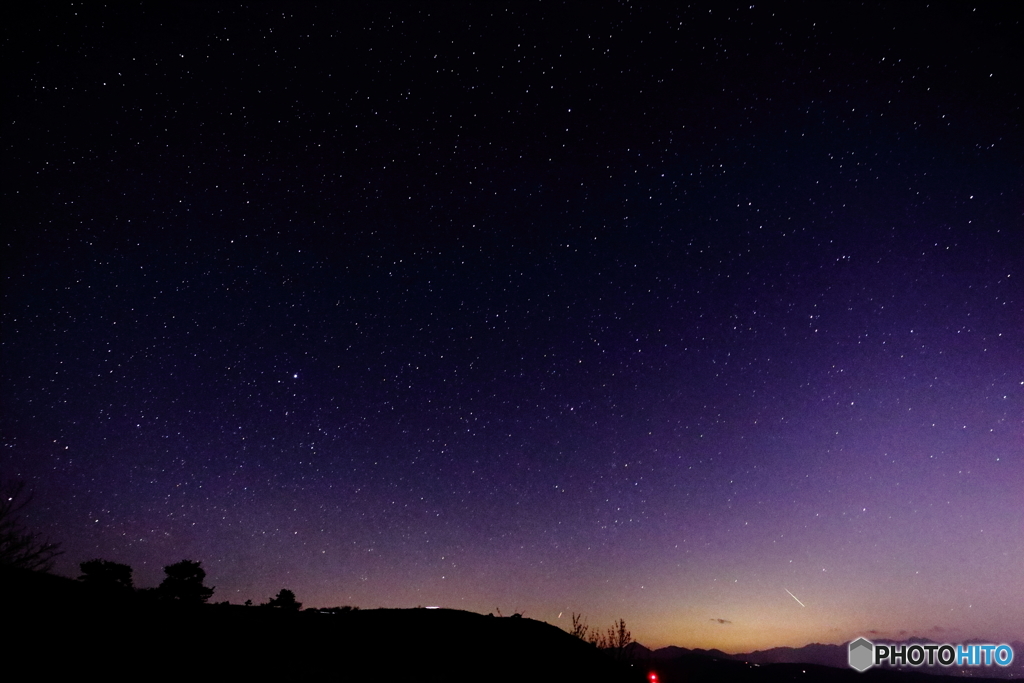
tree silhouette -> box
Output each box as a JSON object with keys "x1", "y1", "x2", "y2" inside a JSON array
[
  {"x1": 605, "y1": 618, "x2": 632, "y2": 661},
  {"x1": 580, "y1": 617, "x2": 632, "y2": 661},
  {"x1": 0, "y1": 477, "x2": 63, "y2": 572},
  {"x1": 267, "y1": 588, "x2": 301, "y2": 611},
  {"x1": 570, "y1": 612, "x2": 590, "y2": 641},
  {"x1": 79, "y1": 558, "x2": 134, "y2": 593},
  {"x1": 158, "y1": 559, "x2": 214, "y2": 604}
]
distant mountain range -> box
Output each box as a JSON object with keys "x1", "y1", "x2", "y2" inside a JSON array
[
  {"x1": 626, "y1": 638, "x2": 1024, "y2": 679},
  {"x1": 5, "y1": 567, "x2": 1018, "y2": 682}
]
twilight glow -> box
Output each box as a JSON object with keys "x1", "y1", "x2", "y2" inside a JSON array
[{"x1": 3, "y1": 3, "x2": 1021, "y2": 653}]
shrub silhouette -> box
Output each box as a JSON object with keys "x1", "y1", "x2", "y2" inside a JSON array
[
  {"x1": 572, "y1": 615, "x2": 633, "y2": 661},
  {"x1": 605, "y1": 618, "x2": 632, "y2": 661},
  {"x1": 570, "y1": 612, "x2": 590, "y2": 640},
  {"x1": 79, "y1": 558, "x2": 134, "y2": 593},
  {"x1": 267, "y1": 588, "x2": 301, "y2": 611},
  {"x1": 0, "y1": 477, "x2": 63, "y2": 572},
  {"x1": 158, "y1": 559, "x2": 214, "y2": 604}
]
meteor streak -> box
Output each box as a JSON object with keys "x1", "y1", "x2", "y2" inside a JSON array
[{"x1": 785, "y1": 588, "x2": 806, "y2": 607}]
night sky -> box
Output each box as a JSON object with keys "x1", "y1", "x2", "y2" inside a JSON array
[{"x1": 3, "y1": 2, "x2": 1021, "y2": 651}]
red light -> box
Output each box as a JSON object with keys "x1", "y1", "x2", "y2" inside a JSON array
[{"x1": 648, "y1": 674, "x2": 658, "y2": 682}]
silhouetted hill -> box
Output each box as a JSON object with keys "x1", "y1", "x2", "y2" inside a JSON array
[
  {"x1": 3, "y1": 567, "x2": 644, "y2": 681},
  {"x1": 4, "y1": 567, "x2": 1014, "y2": 682}
]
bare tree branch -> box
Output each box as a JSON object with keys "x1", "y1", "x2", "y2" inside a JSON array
[
  {"x1": 570, "y1": 612, "x2": 589, "y2": 641},
  {"x1": 0, "y1": 478, "x2": 63, "y2": 572}
]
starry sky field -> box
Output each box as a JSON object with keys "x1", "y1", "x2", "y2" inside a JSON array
[{"x1": 3, "y1": 2, "x2": 1021, "y2": 651}]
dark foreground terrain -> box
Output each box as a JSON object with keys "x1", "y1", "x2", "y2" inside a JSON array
[
  {"x1": 7, "y1": 567, "x2": 642, "y2": 681},
  {"x1": 5, "y1": 568, "x2": 1009, "y2": 682},
  {"x1": 635, "y1": 650, "x2": 1012, "y2": 683}
]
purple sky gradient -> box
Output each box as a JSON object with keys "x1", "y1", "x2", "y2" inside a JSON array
[{"x1": 3, "y1": 2, "x2": 1021, "y2": 651}]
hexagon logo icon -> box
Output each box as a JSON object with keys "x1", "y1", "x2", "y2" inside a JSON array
[{"x1": 849, "y1": 637, "x2": 874, "y2": 672}]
